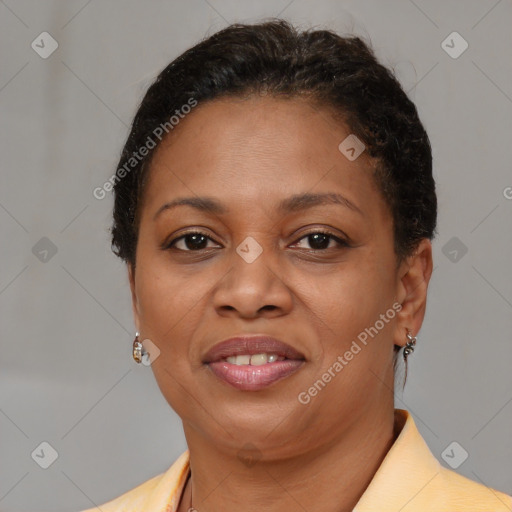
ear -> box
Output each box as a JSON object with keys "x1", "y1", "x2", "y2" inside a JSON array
[
  {"x1": 128, "y1": 264, "x2": 141, "y2": 333},
  {"x1": 393, "y1": 238, "x2": 434, "y2": 347}
]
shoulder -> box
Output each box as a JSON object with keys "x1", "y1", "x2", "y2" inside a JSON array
[
  {"x1": 79, "y1": 472, "x2": 164, "y2": 512},
  {"x1": 437, "y1": 464, "x2": 512, "y2": 510},
  {"x1": 78, "y1": 450, "x2": 190, "y2": 512},
  {"x1": 356, "y1": 410, "x2": 512, "y2": 511}
]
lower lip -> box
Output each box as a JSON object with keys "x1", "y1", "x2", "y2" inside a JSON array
[{"x1": 207, "y1": 360, "x2": 304, "y2": 391}]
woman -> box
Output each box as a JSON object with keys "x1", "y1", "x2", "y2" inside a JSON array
[{"x1": 82, "y1": 19, "x2": 511, "y2": 512}]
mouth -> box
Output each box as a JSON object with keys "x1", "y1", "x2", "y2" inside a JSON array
[{"x1": 203, "y1": 335, "x2": 306, "y2": 391}]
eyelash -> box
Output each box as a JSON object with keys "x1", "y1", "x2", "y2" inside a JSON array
[{"x1": 164, "y1": 229, "x2": 350, "y2": 252}]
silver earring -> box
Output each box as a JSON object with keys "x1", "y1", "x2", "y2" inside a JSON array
[
  {"x1": 403, "y1": 329, "x2": 416, "y2": 361},
  {"x1": 133, "y1": 332, "x2": 143, "y2": 363}
]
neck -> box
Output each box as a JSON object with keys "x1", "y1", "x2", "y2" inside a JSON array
[{"x1": 178, "y1": 404, "x2": 398, "y2": 512}]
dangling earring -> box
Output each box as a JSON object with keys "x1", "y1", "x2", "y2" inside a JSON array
[
  {"x1": 133, "y1": 332, "x2": 143, "y2": 363},
  {"x1": 403, "y1": 329, "x2": 417, "y2": 361}
]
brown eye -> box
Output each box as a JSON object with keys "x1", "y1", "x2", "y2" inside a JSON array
[
  {"x1": 292, "y1": 231, "x2": 349, "y2": 251},
  {"x1": 168, "y1": 232, "x2": 220, "y2": 251}
]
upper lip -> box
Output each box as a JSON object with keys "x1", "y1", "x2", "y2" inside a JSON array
[{"x1": 203, "y1": 335, "x2": 306, "y2": 363}]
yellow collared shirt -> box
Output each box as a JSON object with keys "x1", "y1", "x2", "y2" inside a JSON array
[{"x1": 81, "y1": 409, "x2": 512, "y2": 511}]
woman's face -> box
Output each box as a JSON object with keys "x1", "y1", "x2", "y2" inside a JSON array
[{"x1": 129, "y1": 95, "x2": 424, "y2": 458}]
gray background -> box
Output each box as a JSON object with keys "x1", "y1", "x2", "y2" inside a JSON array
[{"x1": 1, "y1": 1, "x2": 511, "y2": 511}]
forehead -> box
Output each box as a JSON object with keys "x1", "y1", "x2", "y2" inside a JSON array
[
  {"x1": 141, "y1": 95, "x2": 384, "y2": 219},
  {"x1": 152, "y1": 95, "x2": 355, "y2": 165}
]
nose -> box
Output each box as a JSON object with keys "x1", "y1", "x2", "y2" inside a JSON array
[{"x1": 212, "y1": 247, "x2": 293, "y2": 319}]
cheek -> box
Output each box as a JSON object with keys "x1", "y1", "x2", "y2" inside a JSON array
[
  {"x1": 301, "y1": 263, "x2": 380, "y2": 318},
  {"x1": 300, "y1": 259, "x2": 395, "y2": 352},
  {"x1": 136, "y1": 255, "x2": 206, "y2": 325},
  {"x1": 135, "y1": 273, "x2": 185, "y2": 362},
  {"x1": 134, "y1": 257, "x2": 222, "y2": 373},
  {"x1": 137, "y1": 268, "x2": 203, "y2": 412}
]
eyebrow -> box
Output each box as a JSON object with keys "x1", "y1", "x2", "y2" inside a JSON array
[{"x1": 153, "y1": 192, "x2": 363, "y2": 221}]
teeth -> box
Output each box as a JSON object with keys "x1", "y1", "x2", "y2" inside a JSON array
[
  {"x1": 225, "y1": 353, "x2": 281, "y2": 365},
  {"x1": 250, "y1": 353, "x2": 269, "y2": 366},
  {"x1": 227, "y1": 355, "x2": 250, "y2": 365}
]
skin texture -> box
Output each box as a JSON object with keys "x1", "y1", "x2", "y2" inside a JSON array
[{"x1": 128, "y1": 95, "x2": 433, "y2": 512}]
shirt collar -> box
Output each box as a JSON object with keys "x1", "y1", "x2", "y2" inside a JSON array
[
  {"x1": 144, "y1": 409, "x2": 441, "y2": 511},
  {"x1": 353, "y1": 408, "x2": 442, "y2": 511}
]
